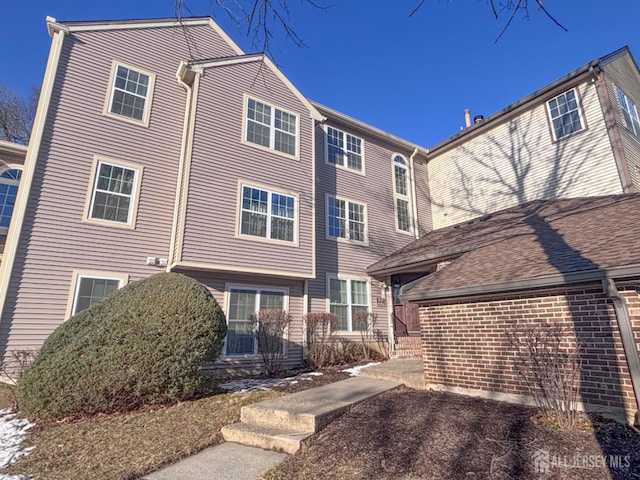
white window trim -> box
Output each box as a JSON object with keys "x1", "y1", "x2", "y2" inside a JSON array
[
  {"x1": 545, "y1": 87, "x2": 586, "y2": 141},
  {"x1": 392, "y1": 154, "x2": 413, "y2": 235},
  {"x1": 235, "y1": 179, "x2": 299, "y2": 246},
  {"x1": 223, "y1": 284, "x2": 290, "y2": 357},
  {"x1": 241, "y1": 94, "x2": 300, "y2": 160},
  {"x1": 615, "y1": 86, "x2": 640, "y2": 138},
  {"x1": 325, "y1": 194, "x2": 368, "y2": 245},
  {"x1": 323, "y1": 125, "x2": 366, "y2": 175},
  {"x1": 103, "y1": 61, "x2": 156, "y2": 127},
  {"x1": 83, "y1": 155, "x2": 143, "y2": 230},
  {"x1": 0, "y1": 166, "x2": 22, "y2": 234},
  {"x1": 325, "y1": 274, "x2": 371, "y2": 333},
  {"x1": 65, "y1": 269, "x2": 129, "y2": 319}
]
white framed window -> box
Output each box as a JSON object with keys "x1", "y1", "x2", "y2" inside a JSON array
[
  {"x1": 0, "y1": 168, "x2": 22, "y2": 230},
  {"x1": 326, "y1": 195, "x2": 367, "y2": 243},
  {"x1": 84, "y1": 157, "x2": 143, "y2": 228},
  {"x1": 245, "y1": 97, "x2": 298, "y2": 157},
  {"x1": 393, "y1": 155, "x2": 412, "y2": 234},
  {"x1": 546, "y1": 88, "x2": 585, "y2": 140},
  {"x1": 105, "y1": 62, "x2": 155, "y2": 126},
  {"x1": 327, "y1": 276, "x2": 369, "y2": 332},
  {"x1": 225, "y1": 286, "x2": 287, "y2": 356},
  {"x1": 616, "y1": 87, "x2": 640, "y2": 138},
  {"x1": 68, "y1": 271, "x2": 128, "y2": 317},
  {"x1": 326, "y1": 126, "x2": 363, "y2": 172},
  {"x1": 239, "y1": 184, "x2": 297, "y2": 243}
]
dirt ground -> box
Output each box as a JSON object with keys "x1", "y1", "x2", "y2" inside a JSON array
[{"x1": 263, "y1": 387, "x2": 640, "y2": 480}]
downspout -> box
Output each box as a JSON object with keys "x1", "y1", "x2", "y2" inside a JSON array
[
  {"x1": 409, "y1": 148, "x2": 420, "y2": 239},
  {"x1": 0, "y1": 20, "x2": 67, "y2": 327},
  {"x1": 602, "y1": 278, "x2": 640, "y2": 424},
  {"x1": 167, "y1": 62, "x2": 194, "y2": 270}
]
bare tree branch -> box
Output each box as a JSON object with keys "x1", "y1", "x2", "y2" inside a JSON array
[{"x1": 0, "y1": 85, "x2": 39, "y2": 145}]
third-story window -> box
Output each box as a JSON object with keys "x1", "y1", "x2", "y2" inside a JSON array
[
  {"x1": 245, "y1": 98, "x2": 298, "y2": 156},
  {"x1": 546, "y1": 88, "x2": 585, "y2": 140},
  {"x1": 393, "y1": 155, "x2": 412, "y2": 233},
  {"x1": 108, "y1": 64, "x2": 153, "y2": 123},
  {"x1": 326, "y1": 127, "x2": 363, "y2": 172},
  {"x1": 327, "y1": 195, "x2": 366, "y2": 243},
  {"x1": 240, "y1": 185, "x2": 296, "y2": 242},
  {"x1": 616, "y1": 88, "x2": 640, "y2": 138}
]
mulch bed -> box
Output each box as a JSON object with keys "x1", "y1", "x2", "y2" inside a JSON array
[
  {"x1": 263, "y1": 387, "x2": 640, "y2": 480},
  {"x1": 269, "y1": 367, "x2": 352, "y2": 394}
]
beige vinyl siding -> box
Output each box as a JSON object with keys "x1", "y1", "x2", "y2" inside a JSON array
[
  {"x1": 0, "y1": 24, "x2": 241, "y2": 355},
  {"x1": 0, "y1": 149, "x2": 26, "y2": 169},
  {"x1": 191, "y1": 272, "x2": 305, "y2": 372},
  {"x1": 413, "y1": 159, "x2": 432, "y2": 236},
  {"x1": 309, "y1": 122, "x2": 420, "y2": 338},
  {"x1": 180, "y1": 61, "x2": 315, "y2": 277},
  {"x1": 428, "y1": 79, "x2": 623, "y2": 229},
  {"x1": 602, "y1": 53, "x2": 640, "y2": 192}
]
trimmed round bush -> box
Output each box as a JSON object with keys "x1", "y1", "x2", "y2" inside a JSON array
[{"x1": 18, "y1": 273, "x2": 227, "y2": 420}]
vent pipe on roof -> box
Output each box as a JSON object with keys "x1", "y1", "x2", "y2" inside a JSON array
[
  {"x1": 474, "y1": 115, "x2": 484, "y2": 124},
  {"x1": 464, "y1": 109, "x2": 471, "y2": 128}
]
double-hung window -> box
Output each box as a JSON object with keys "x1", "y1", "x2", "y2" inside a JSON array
[
  {"x1": 69, "y1": 272, "x2": 127, "y2": 316},
  {"x1": 327, "y1": 195, "x2": 366, "y2": 243},
  {"x1": 86, "y1": 158, "x2": 142, "y2": 227},
  {"x1": 0, "y1": 169, "x2": 22, "y2": 230},
  {"x1": 328, "y1": 277, "x2": 369, "y2": 332},
  {"x1": 546, "y1": 88, "x2": 585, "y2": 140},
  {"x1": 106, "y1": 63, "x2": 155, "y2": 125},
  {"x1": 225, "y1": 287, "x2": 286, "y2": 355},
  {"x1": 326, "y1": 127, "x2": 363, "y2": 172},
  {"x1": 393, "y1": 155, "x2": 412, "y2": 234},
  {"x1": 245, "y1": 98, "x2": 298, "y2": 156},
  {"x1": 239, "y1": 184, "x2": 296, "y2": 243},
  {"x1": 616, "y1": 87, "x2": 640, "y2": 138}
]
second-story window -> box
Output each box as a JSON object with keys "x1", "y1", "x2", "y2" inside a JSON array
[
  {"x1": 327, "y1": 195, "x2": 366, "y2": 243},
  {"x1": 393, "y1": 155, "x2": 412, "y2": 234},
  {"x1": 87, "y1": 159, "x2": 142, "y2": 227},
  {"x1": 0, "y1": 168, "x2": 22, "y2": 230},
  {"x1": 240, "y1": 184, "x2": 296, "y2": 243},
  {"x1": 616, "y1": 87, "x2": 640, "y2": 138},
  {"x1": 245, "y1": 98, "x2": 298, "y2": 156},
  {"x1": 546, "y1": 88, "x2": 585, "y2": 140},
  {"x1": 326, "y1": 127, "x2": 363, "y2": 172},
  {"x1": 106, "y1": 63, "x2": 155, "y2": 125}
]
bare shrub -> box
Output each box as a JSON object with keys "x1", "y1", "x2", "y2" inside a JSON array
[
  {"x1": 303, "y1": 312, "x2": 338, "y2": 369},
  {"x1": 354, "y1": 311, "x2": 374, "y2": 360},
  {"x1": 0, "y1": 349, "x2": 37, "y2": 411},
  {"x1": 251, "y1": 309, "x2": 292, "y2": 376},
  {"x1": 373, "y1": 329, "x2": 390, "y2": 361},
  {"x1": 507, "y1": 323, "x2": 582, "y2": 429}
]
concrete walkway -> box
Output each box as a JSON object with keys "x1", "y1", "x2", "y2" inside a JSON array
[
  {"x1": 359, "y1": 358, "x2": 424, "y2": 389},
  {"x1": 142, "y1": 375, "x2": 401, "y2": 480}
]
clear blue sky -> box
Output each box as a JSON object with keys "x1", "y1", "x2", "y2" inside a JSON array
[{"x1": 3, "y1": 0, "x2": 640, "y2": 148}]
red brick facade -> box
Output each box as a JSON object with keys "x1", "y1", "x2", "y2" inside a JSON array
[{"x1": 419, "y1": 282, "x2": 640, "y2": 419}]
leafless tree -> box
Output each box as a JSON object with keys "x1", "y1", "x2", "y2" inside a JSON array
[
  {"x1": 0, "y1": 85, "x2": 39, "y2": 145},
  {"x1": 174, "y1": 0, "x2": 566, "y2": 54}
]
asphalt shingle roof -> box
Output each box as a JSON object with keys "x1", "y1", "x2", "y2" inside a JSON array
[{"x1": 367, "y1": 194, "x2": 640, "y2": 299}]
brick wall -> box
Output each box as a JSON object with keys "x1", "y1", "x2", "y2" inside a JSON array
[{"x1": 419, "y1": 282, "x2": 640, "y2": 418}]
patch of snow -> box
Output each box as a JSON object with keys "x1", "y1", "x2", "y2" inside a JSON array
[
  {"x1": 302, "y1": 372, "x2": 323, "y2": 377},
  {"x1": 0, "y1": 409, "x2": 35, "y2": 478},
  {"x1": 218, "y1": 370, "x2": 324, "y2": 393},
  {"x1": 341, "y1": 362, "x2": 380, "y2": 377}
]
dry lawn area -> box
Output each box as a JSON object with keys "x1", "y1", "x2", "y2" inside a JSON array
[
  {"x1": 2, "y1": 390, "x2": 278, "y2": 480},
  {"x1": 263, "y1": 388, "x2": 640, "y2": 480}
]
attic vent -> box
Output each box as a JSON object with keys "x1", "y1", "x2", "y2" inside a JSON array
[{"x1": 474, "y1": 115, "x2": 484, "y2": 124}]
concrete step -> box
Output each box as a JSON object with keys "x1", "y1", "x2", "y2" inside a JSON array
[
  {"x1": 221, "y1": 422, "x2": 313, "y2": 455},
  {"x1": 239, "y1": 377, "x2": 400, "y2": 433},
  {"x1": 359, "y1": 359, "x2": 425, "y2": 390}
]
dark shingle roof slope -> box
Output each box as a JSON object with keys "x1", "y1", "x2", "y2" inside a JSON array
[{"x1": 367, "y1": 194, "x2": 640, "y2": 299}]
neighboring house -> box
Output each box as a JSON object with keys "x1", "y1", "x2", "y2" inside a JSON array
[
  {"x1": 368, "y1": 194, "x2": 640, "y2": 423},
  {"x1": 428, "y1": 47, "x2": 640, "y2": 229},
  {"x1": 0, "y1": 17, "x2": 431, "y2": 373},
  {"x1": 0, "y1": 141, "x2": 26, "y2": 262}
]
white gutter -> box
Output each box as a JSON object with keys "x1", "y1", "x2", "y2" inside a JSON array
[
  {"x1": 602, "y1": 279, "x2": 640, "y2": 424},
  {"x1": 0, "y1": 19, "x2": 66, "y2": 327},
  {"x1": 409, "y1": 147, "x2": 420, "y2": 239}
]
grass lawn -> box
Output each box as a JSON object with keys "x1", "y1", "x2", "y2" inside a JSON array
[
  {"x1": 262, "y1": 387, "x2": 640, "y2": 480},
  {"x1": 1, "y1": 390, "x2": 279, "y2": 480}
]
